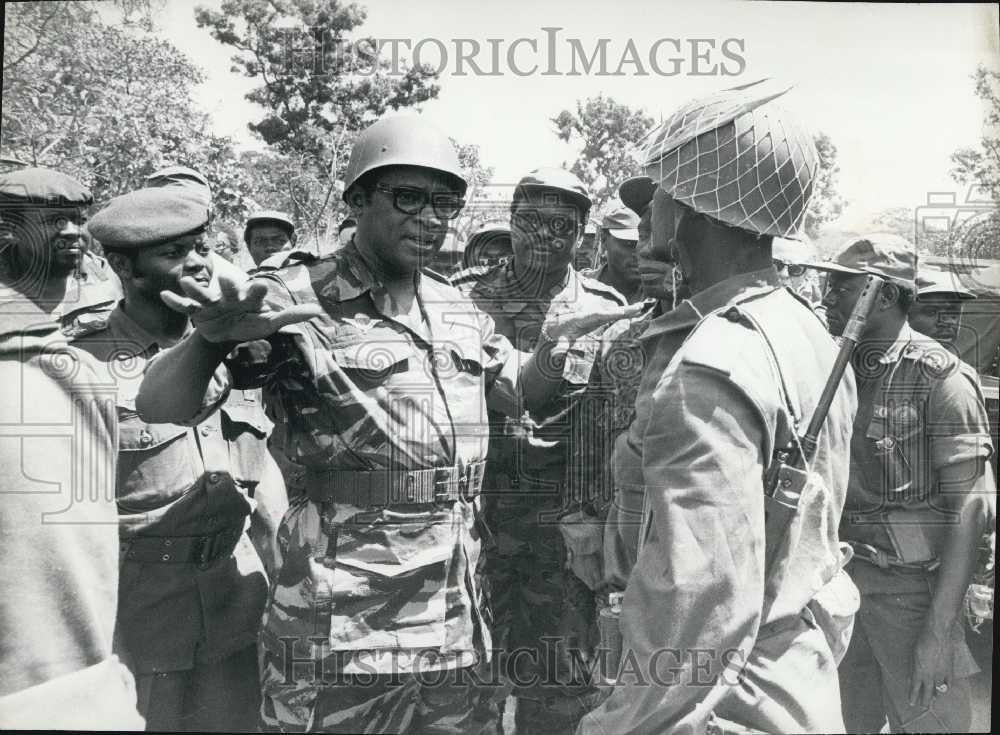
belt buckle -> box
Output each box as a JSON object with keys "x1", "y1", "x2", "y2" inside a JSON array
[{"x1": 434, "y1": 467, "x2": 456, "y2": 503}]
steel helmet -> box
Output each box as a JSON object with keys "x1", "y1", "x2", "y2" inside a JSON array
[
  {"x1": 342, "y1": 115, "x2": 467, "y2": 201},
  {"x1": 641, "y1": 79, "x2": 818, "y2": 239},
  {"x1": 243, "y1": 209, "x2": 295, "y2": 244},
  {"x1": 513, "y1": 167, "x2": 592, "y2": 216}
]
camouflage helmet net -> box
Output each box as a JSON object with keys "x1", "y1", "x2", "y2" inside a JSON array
[{"x1": 641, "y1": 80, "x2": 818, "y2": 239}]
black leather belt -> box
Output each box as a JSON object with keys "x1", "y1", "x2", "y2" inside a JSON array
[
  {"x1": 305, "y1": 460, "x2": 487, "y2": 506},
  {"x1": 120, "y1": 526, "x2": 243, "y2": 567}
]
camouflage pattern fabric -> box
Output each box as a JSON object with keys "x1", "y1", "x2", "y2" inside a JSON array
[
  {"x1": 450, "y1": 261, "x2": 625, "y2": 734},
  {"x1": 260, "y1": 661, "x2": 503, "y2": 733},
  {"x1": 223, "y1": 242, "x2": 523, "y2": 730}
]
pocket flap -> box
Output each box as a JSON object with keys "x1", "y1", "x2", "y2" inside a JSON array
[{"x1": 119, "y1": 421, "x2": 188, "y2": 451}]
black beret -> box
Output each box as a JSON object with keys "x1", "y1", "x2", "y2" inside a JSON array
[
  {"x1": 0, "y1": 167, "x2": 93, "y2": 208},
  {"x1": 88, "y1": 188, "x2": 209, "y2": 249}
]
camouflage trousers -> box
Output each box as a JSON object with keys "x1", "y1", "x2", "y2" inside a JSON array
[
  {"x1": 259, "y1": 655, "x2": 502, "y2": 734},
  {"x1": 485, "y1": 491, "x2": 604, "y2": 735}
]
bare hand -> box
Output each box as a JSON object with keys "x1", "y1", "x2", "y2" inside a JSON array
[
  {"x1": 908, "y1": 625, "x2": 956, "y2": 708},
  {"x1": 160, "y1": 257, "x2": 323, "y2": 343},
  {"x1": 542, "y1": 302, "x2": 647, "y2": 343}
]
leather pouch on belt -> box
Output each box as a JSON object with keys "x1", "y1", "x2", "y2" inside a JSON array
[
  {"x1": 882, "y1": 507, "x2": 942, "y2": 564},
  {"x1": 558, "y1": 510, "x2": 604, "y2": 591}
]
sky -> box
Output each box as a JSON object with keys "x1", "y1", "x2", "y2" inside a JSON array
[{"x1": 136, "y1": 0, "x2": 998, "y2": 229}]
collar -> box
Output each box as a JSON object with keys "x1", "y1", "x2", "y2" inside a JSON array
[
  {"x1": 641, "y1": 266, "x2": 780, "y2": 341},
  {"x1": 106, "y1": 303, "x2": 191, "y2": 354},
  {"x1": 873, "y1": 323, "x2": 915, "y2": 365},
  {"x1": 319, "y1": 240, "x2": 382, "y2": 302}
]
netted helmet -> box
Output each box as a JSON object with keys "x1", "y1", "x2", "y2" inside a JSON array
[
  {"x1": 641, "y1": 79, "x2": 817, "y2": 239},
  {"x1": 342, "y1": 115, "x2": 467, "y2": 200}
]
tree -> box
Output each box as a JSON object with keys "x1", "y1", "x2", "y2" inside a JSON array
[
  {"x1": 2, "y1": 1, "x2": 233, "y2": 202},
  {"x1": 194, "y1": 0, "x2": 439, "y2": 165},
  {"x1": 949, "y1": 65, "x2": 1000, "y2": 260},
  {"x1": 552, "y1": 95, "x2": 654, "y2": 213},
  {"x1": 803, "y1": 132, "x2": 847, "y2": 240},
  {"x1": 194, "y1": 0, "x2": 491, "y2": 248}
]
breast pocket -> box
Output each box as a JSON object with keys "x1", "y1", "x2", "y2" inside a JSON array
[
  {"x1": 117, "y1": 419, "x2": 198, "y2": 513},
  {"x1": 316, "y1": 508, "x2": 458, "y2": 652},
  {"x1": 221, "y1": 391, "x2": 272, "y2": 485},
  {"x1": 331, "y1": 339, "x2": 413, "y2": 392}
]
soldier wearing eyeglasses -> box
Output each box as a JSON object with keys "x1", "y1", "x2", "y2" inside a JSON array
[
  {"x1": 132, "y1": 115, "x2": 641, "y2": 734},
  {"x1": 451, "y1": 168, "x2": 629, "y2": 735}
]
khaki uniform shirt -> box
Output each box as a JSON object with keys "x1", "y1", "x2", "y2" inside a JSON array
[
  {"x1": 75, "y1": 306, "x2": 271, "y2": 674},
  {"x1": 581, "y1": 277, "x2": 857, "y2": 734}
]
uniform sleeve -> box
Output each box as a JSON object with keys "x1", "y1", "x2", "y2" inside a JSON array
[
  {"x1": 581, "y1": 362, "x2": 768, "y2": 734},
  {"x1": 481, "y1": 311, "x2": 525, "y2": 417},
  {"x1": 927, "y1": 366, "x2": 994, "y2": 471}
]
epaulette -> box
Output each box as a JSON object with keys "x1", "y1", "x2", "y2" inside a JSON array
[
  {"x1": 901, "y1": 338, "x2": 960, "y2": 380},
  {"x1": 449, "y1": 263, "x2": 497, "y2": 289},
  {"x1": 578, "y1": 270, "x2": 628, "y2": 306},
  {"x1": 421, "y1": 267, "x2": 451, "y2": 284},
  {"x1": 255, "y1": 248, "x2": 319, "y2": 273}
]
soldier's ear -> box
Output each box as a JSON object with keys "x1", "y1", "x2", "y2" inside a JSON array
[
  {"x1": 880, "y1": 281, "x2": 902, "y2": 311},
  {"x1": 105, "y1": 251, "x2": 132, "y2": 279}
]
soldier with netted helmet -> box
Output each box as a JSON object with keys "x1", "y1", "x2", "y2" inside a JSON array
[
  {"x1": 579, "y1": 80, "x2": 858, "y2": 734},
  {"x1": 133, "y1": 114, "x2": 641, "y2": 733}
]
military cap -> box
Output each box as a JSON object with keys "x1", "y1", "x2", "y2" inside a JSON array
[
  {"x1": 88, "y1": 188, "x2": 210, "y2": 249},
  {"x1": 243, "y1": 210, "x2": 296, "y2": 244},
  {"x1": 145, "y1": 164, "x2": 211, "y2": 207},
  {"x1": 618, "y1": 176, "x2": 656, "y2": 216},
  {"x1": 601, "y1": 206, "x2": 640, "y2": 241},
  {"x1": 813, "y1": 233, "x2": 917, "y2": 290},
  {"x1": 0, "y1": 167, "x2": 92, "y2": 208},
  {"x1": 915, "y1": 267, "x2": 975, "y2": 300},
  {"x1": 514, "y1": 167, "x2": 591, "y2": 214}
]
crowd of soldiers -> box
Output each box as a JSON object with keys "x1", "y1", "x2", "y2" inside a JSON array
[{"x1": 1, "y1": 78, "x2": 996, "y2": 734}]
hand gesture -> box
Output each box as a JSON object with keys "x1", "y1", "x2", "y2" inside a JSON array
[
  {"x1": 160, "y1": 256, "x2": 323, "y2": 343},
  {"x1": 542, "y1": 302, "x2": 647, "y2": 343}
]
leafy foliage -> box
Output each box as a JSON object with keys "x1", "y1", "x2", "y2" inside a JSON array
[
  {"x1": 552, "y1": 95, "x2": 654, "y2": 213},
  {"x1": 949, "y1": 65, "x2": 1000, "y2": 260},
  {"x1": 2, "y1": 1, "x2": 230, "y2": 202},
  {"x1": 803, "y1": 132, "x2": 847, "y2": 240}
]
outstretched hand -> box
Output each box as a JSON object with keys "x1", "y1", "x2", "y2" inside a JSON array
[
  {"x1": 542, "y1": 301, "x2": 647, "y2": 343},
  {"x1": 160, "y1": 257, "x2": 323, "y2": 343}
]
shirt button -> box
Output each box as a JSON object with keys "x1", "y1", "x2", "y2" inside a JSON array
[
  {"x1": 208, "y1": 473, "x2": 221, "y2": 484},
  {"x1": 200, "y1": 426, "x2": 212, "y2": 436}
]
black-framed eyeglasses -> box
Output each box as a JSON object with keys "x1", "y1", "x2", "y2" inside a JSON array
[
  {"x1": 774, "y1": 260, "x2": 806, "y2": 277},
  {"x1": 511, "y1": 207, "x2": 581, "y2": 237},
  {"x1": 374, "y1": 184, "x2": 465, "y2": 220}
]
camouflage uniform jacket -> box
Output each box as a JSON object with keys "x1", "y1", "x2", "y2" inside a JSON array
[
  {"x1": 450, "y1": 261, "x2": 626, "y2": 507},
  {"x1": 75, "y1": 306, "x2": 271, "y2": 674},
  {"x1": 217, "y1": 241, "x2": 523, "y2": 677}
]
